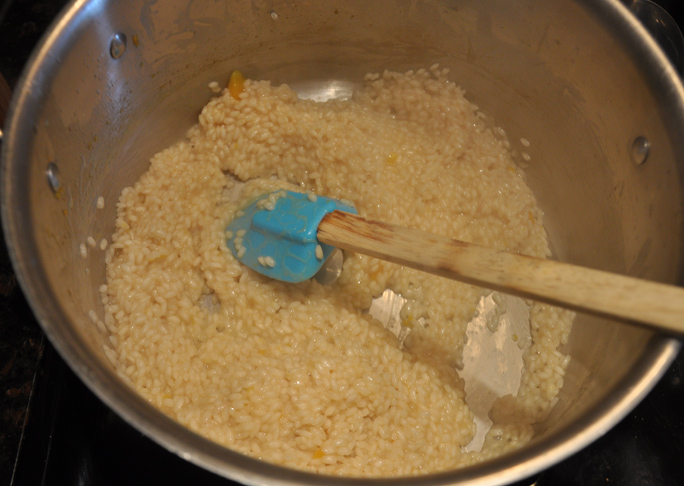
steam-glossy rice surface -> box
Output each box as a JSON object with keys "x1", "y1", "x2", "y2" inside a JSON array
[{"x1": 103, "y1": 67, "x2": 573, "y2": 477}]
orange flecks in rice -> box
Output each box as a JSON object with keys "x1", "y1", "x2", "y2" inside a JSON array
[{"x1": 228, "y1": 70, "x2": 245, "y2": 100}]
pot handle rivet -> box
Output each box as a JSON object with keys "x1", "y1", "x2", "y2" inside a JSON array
[
  {"x1": 46, "y1": 162, "x2": 61, "y2": 192},
  {"x1": 110, "y1": 33, "x2": 127, "y2": 60},
  {"x1": 631, "y1": 136, "x2": 650, "y2": 165}
]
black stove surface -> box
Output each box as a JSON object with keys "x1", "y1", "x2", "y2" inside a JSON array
[{"x1": 2, "y1": 1, "x2": 684, "y2": 485}]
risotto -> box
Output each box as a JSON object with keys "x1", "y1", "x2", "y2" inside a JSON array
[{"x1": 101, "y1": 65, "x2": 573, "y2": 477}]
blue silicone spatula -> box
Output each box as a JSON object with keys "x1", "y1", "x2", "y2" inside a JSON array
[
  {"x1": 226, "y1": 190, "x2": 357, "y2": 283},
  {"x1": 226, "y1": 190, "x2": 684, "y2": 335}
]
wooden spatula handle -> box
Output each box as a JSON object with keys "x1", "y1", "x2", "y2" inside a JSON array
[{"x1": 318, "y1": 210, "x2": 684, "y2": 334}]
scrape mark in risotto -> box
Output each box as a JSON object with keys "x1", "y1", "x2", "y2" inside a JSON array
[{"x1": 102, "y1": 65, "x2": 573, "y2": 477}]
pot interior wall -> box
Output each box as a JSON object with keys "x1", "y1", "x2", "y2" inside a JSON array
[{"x1": 5, "y1": 0, "x2": 684, "y2": 480}]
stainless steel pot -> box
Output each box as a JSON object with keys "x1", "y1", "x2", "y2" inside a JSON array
[{"x1": 2, "y1": 0, "x2": 683, "y2": 484}]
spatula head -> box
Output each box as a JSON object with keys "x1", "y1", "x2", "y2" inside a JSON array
[{"x1": 226, "y1": 190, "x2": 357, "y2": 282}]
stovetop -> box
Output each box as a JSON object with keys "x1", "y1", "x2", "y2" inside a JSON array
[{"x1": 1, "y1": 1, "x2": 684, "y2": 485}]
